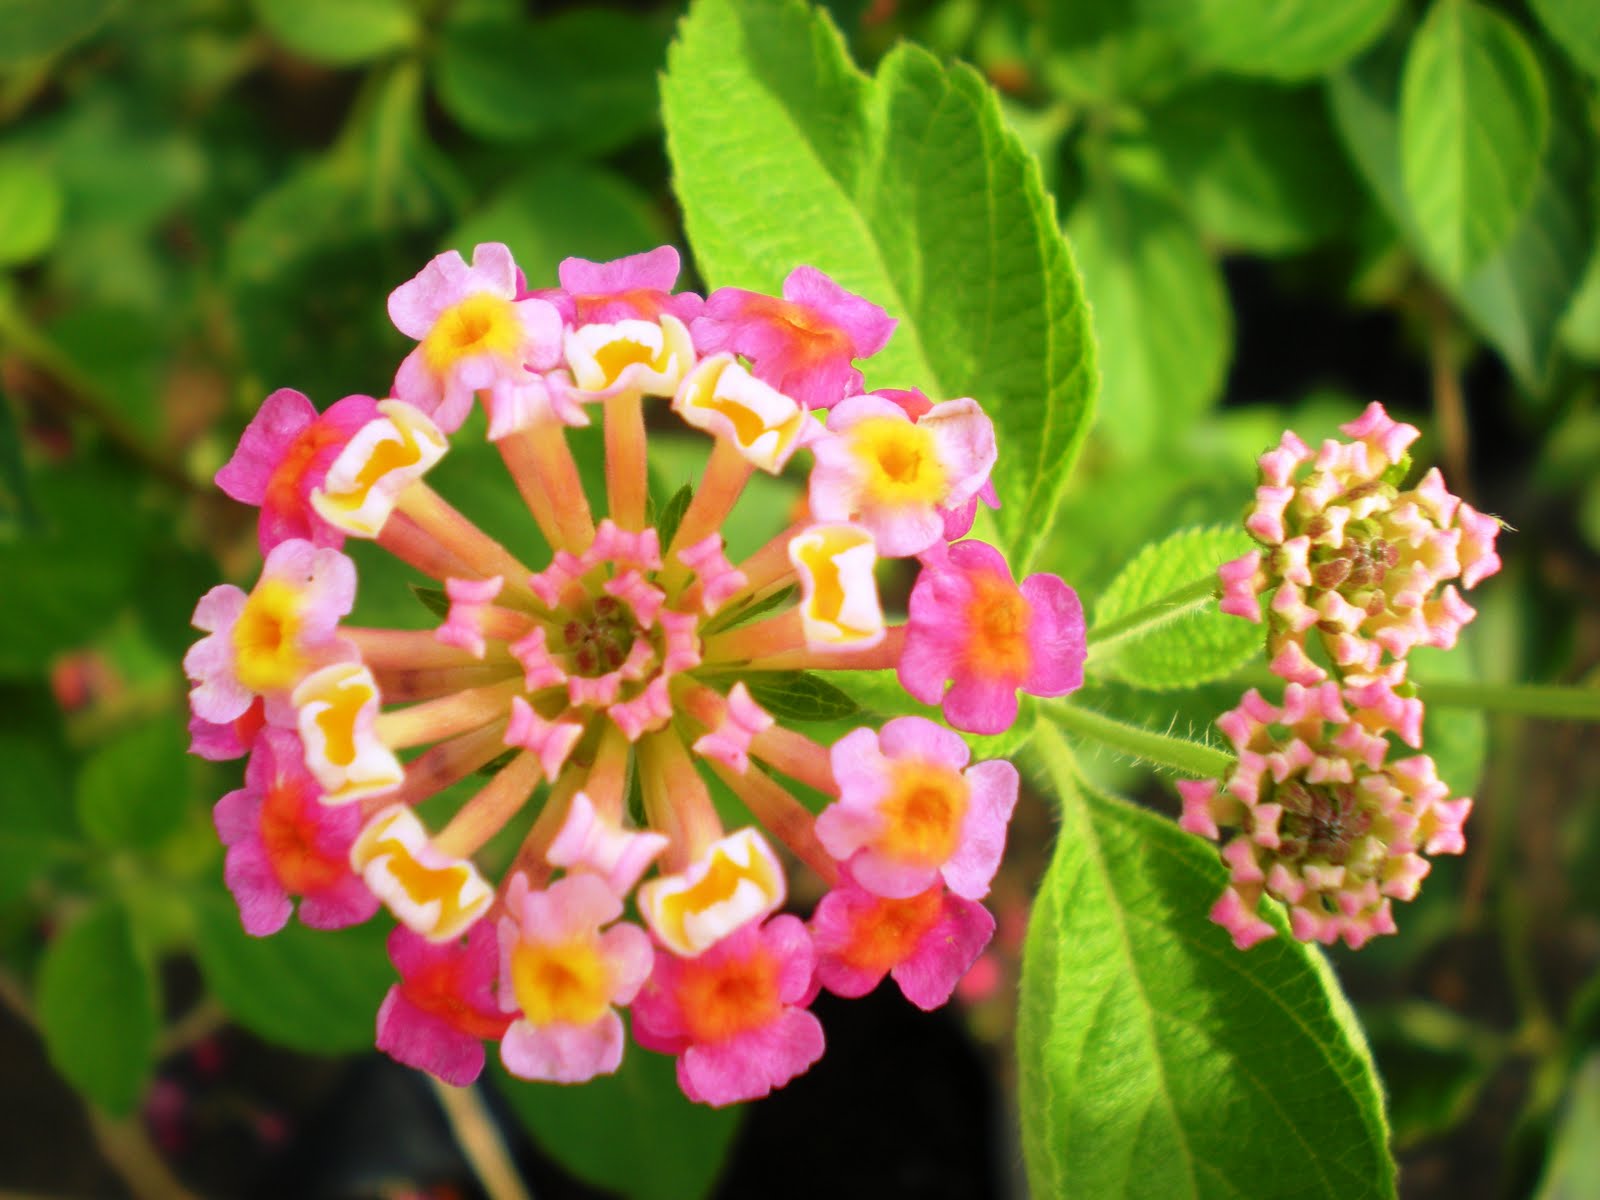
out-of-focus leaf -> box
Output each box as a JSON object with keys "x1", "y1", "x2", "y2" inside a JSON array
[
  {"x1": 251, "y1": 0, "x2": 417, "y2": 66},
  {"x1": 492, "y1": 1046, "x2": 742, "y2": 1200},
  {"x1": 1560, "y1": 245, "x2": 1600, "y2": 364},
  {"x1": 1092, "y1": 526, "x2": 1259, "y2": 691},
  {"x1": 36, "y1": 901, "x2": 157, "y2": 1115},
  {"x1": 1067, "y1": 164, "x2": 1230, "y2": 455},
  {"x1": 0, "y1": 0, "x2": 116, "y2": 65},
  {"x1": 45, "y1": 307, "x2": 167, "y2": 439},
  {"x1": 1330, "y1": 33, "x2": 1594, "y2": 389},
  {"x1": 0, "y1": 387, "x2": 39, "y2": 535},
  {"x1": 1364, "y1": 1002, "x2": 1500, "y2": 1148},
  {"x1": 190, "y1": 890, "x2": 391, "y2": 1053},
  {"x1": 75, "y1": 719, "x2": 189, "y2": 850},
  {"x1": 1017, "y1": 727, "x2": 1397, "y2": 1199},
  {"x1": 445, "y1": 162, "x2": 669, "y2": 292},
  {"x1": 1143, "y1": 0, "x2": 1398, "y2": 80},
  {"x1": 1411, "y1": 643, "x2": 1488, "y2": 798},
  {"x1": 1399, "y1": 0, "x2": 1549, "y2": 282},
  {"x1": 1042, "y1": 3, "x2": 1193, "y2": 105},
  {"x1": 1144, "y1": 78, "x2": 1361, "y2": 253},
  {"x1": 663, "y1": 0, "x2": 1097, "y2": 572},
  {"x1": 1530, "y1": 0, "x2": 1600, "y2": 79},
  {"x1": 0, "y1": 153, "x2": 62, "y2": 266},
  {"x1": 1534, "y1": 1052, "x2": 1600, "y2": 1199},
  {"x1": 435, "y1": 11, "x2": 665, "y2": 151},
  {"x1": 410, "y1": 584, "x2": 450, "y2": 619},
  {"x1": 0, "y1": 695, "x2": 78, "y2": 905}
]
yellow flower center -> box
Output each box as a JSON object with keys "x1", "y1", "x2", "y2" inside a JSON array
[
  {"x1": 421, "y1": 293, "x2": 521, "y2": 374},
  {"x1": 232, "y1": 578, "x2": 306, "y2": 693},
  {"x1": 310, "y1": 672, "x2": 373, "y2": 768},
  {"x1": 880, "y1": 760, "x2": 968, "y2": 865},
  {"x1": 850, "y1": 417, "x2": 947, "y2": 505},
  {"x1": 511, "y1": 939, "x2": 612, "y2": 1027}
]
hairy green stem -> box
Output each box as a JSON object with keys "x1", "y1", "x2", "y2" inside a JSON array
[
  {"x1": 1085, "y1": 574, "x2": 1220, "y2": 665},
  {"x1": 1043, "y1": 700, "x2": 1234, "y2": 779}
]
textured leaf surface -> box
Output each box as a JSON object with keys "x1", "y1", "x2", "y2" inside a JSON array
[
  {"x1": 1066, "y1": 167, "x2": 1229, "y2": 455},
  {"x1": 191, "y1": 892, "x2": 392, "y2": 1053},
  {"x1": 1092, "y1": 526, "x2": 1259, "y2": 691},
  {"x1": 738, "y1": 671, "x2": 860, "y2": 722},
  {"x1": 1017, "y1": 726, "x2": 1395, "y2": 1199},
  {"x1": 37, "y1": 902, "x2": 156, "y2": 1115},
  {"x1": 493, "y1": 1047, "x2": 742, "y2": 1200},
  {"x1": 1399, "y1": 0, "x2": 1549, "y2": 282},
  {"x1": 1144, "y1": 0, "x2": 1398, "y2": 80},
  {"x1": 663, "y1": 0, "x2": 1096, "y2": 570}
]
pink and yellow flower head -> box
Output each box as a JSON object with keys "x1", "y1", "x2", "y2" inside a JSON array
[
  {"x1": 377, "y1": 921, "x2": 511, "y2": 1087},
  {"x1": 215, "y1": 388, "x2": 379, "y2": 552},
  {"x1": 389, "y1": 242, "x2": 565, "y2": 436},
  {"x1": 900, "y1": 540, "x2": 1086, "y2": 734},
  {"x1": 809, "y1": 393, "x2": 998, "y2": 557},
  {"x1": 1219, "y1": 401, "x2": 1502, "y2": 686},
  {"x1": 497, "y1": 872, "x2": 654, "y2": 1083},
  {"x1": 691, "y1": 265, "x2": 896, "y2": 411},
  {"x1": 213, "y1": 728, "x2": 378, "y2": 937},
  {"x1": 1177, "y1": 683, "x2": 1470, "y2": 950},
  {"x1": 187, "y1": 241, "x2": 1041, "y2": 1107},
  {"x1": 631, "y1": 916, "x2": 825, "y2": 1107}
]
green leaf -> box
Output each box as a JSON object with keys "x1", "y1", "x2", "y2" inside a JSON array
[
  {"x1": 250, "y1": 0, "x2": 417, "y2": 66},
  {"x1": 0, "y1": 0, "x2": 115, "y2": 65},
  {"x1": 1092, "y1": 526, "x2": 1259, "y2": 691},
  {"x1": 1364, "y1": 1002, "x2": 1499, "y2": 1148},
  {"x1": 1535, "y1": 1051, "x2": 1600, "y2": 1199},
  {"x1": 704, "y1": 583, "x2": 797, "y2": 635},
  {"x1": 735, "y1": 671, "x2": 860, "y2": 722},
  {"x1": 435, "y1": 11, "x2": 665, "y2": 151},
  {"x1": 410, "y1": 583, "x2": 450, "y2": 619},
  {"x1": 1530, "y1": 0, "x2": 1600, "y2": 79},
  {"x1": 1330, "y1": 32, "x2": 1594, "y2": 388},
  {"x1": 1143, "y1": 0, "x2": 1399, "y2": 81},
  {"x1": 1066, "y1": 165, "x2": 1230, "y2": 456},
  {"x1": 1042, "y1": 5, "x2": 1194, "y2": 104},
  {"x1": 1411, "y1": 644, "x2": 1487, "y2": 798},
  {"x1": 446, "y1": 163, "x2": 669, "y2": 293},
  {"x1": 0, "y1": 695, "x2": 78, "y2": 905},
  {"x1": 0, "y1": 152, "x2": 62, "y2": 267},
  {"x1": 663, "y1": 0, "x2": 1097, "y2": 571},
  {"x1": 1399, "y1": 0, "x2": 1550, "y2": 282},
  {"x1": 655, "y1": 482, "x2": 695, "y2": 554},
  {"x1": 492, "y1": 1044, "x2": 742, "y2": 1200},
  {"x1": 74, "y1": 719, "x2": 190, "y2": 850},
  {"x1": 0, "y1": 385, "x2": 39, "y2": 536},
  {"x1": 36, "y1": 901, "x2": 156, "y2": 1115},
  {"x1": 190, "y1": 891, "x2": 392, "y2": 1054},
  {"x1": 1143, "y1": 79, "x2": 1361, "y2": 254},
  {"x1": 1017, "y1": 726, "x2": 1396, "y2": 1199}
]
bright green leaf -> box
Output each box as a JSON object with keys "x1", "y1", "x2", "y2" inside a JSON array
[
  {"x1": 663, "y1": 0, "x2": 1097, "y2": 571},
  {"x1": 655, "y1": 482, "x2": 695, "y2": 552},
  {"x1": 1530, "y1": 0, "x2": 1600, "y2": 78},
  {"x1": 1092, "y1": 526, "x2": 1259, "y2": 691},
  {"x1": 191, "y1": 891, "x2": 392, "y2": 1054},
  {"x1": 0, "y1": 0, "x2": 116, "y2": 65},
  {"x1": 492, "y1": 1044, "x2": 742, "y2": 1200},
  {"x1": 734, "y1": 671, "x2": 860, "y2": 722},
  {"x1": 1330, "y1": 33, "x2": 1594, "y2": 388},
  {"x1": 1534, "y1": 1052, "x2": 1600, "y2": 1199},
  {"x1": 1017, "y1": 727, "x2": 1396, "y2": 1199},
  {"x1": 434, "y1": 11, "x2": 665, "y2": 151},
  {"x1": 1144, "y1": 79, "x2": 1361, "y2": 254},
  {"x1": 36, "y1": 901, "x2": 156, "y2": 1115},
  {"x1": 1143, "y1": 0, "x2": 1398, "y2": 80},
  {"x1": 75, "y1": 719, "x2": 189, "y2": 850},
  {"x1": 251, "y1": 0, "x2": 417, "y2": 66},
  {"x1": 0, "y1": 153, "x2": 62, "y2": 266},
  {"x1": 1399, "y1": 0, "x2": 1549, "y2": 282},
  {"x1": 1066, "y1": 166, "x2": 1230, "y2": 456}
]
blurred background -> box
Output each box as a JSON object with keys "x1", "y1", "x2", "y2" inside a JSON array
[{"x1": 0, "y1": 0, "x2": 1597, "y2": 1196}]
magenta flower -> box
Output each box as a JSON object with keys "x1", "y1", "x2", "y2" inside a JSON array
[
  {"x1": 632, "y1": 916, "x2": 824, "y2": 1107},
  {"x1": 1177, "y1": 682, "x2": 1471, "y2": 950},
  {"x1": 215, "y1": 389, "x2": 380, "y2": 552},
  {"x1": 899, "y1": 541, "x2": 1085, "y2": 734},
  {"x1": 810, "y1": 872, "x2": 994, "y2": 1010},
  {"x1": 184, "y1": 539, "x2": 355, "y2": 725},
  {"x1": 187, "y1": 697, "x2": 266, "y2": 762},
  {"x1": 531, "y1": 245, "x2": 704, "y2": 327},
  {"x1": 213, "y1": 728, "x2": 377, "y2": 936},
  {"x1": 691, "y1": 266, "x2": 895, "y2": 410},
  {"x1": 497, "y1": 873, "x2": 654, "y2": 1083},
  {"x1": 817, "y1": 716, "x2": 1018, "y2": 900},
  {"x1": 389, "y1": 243, "x2": 565, "y2": 435},
  {"x1": 376, "y1": 921, "x2": 511, "y2": 1087},
  {"x1": 808, "y1": 392, "x2": 997, "y2": 557}
]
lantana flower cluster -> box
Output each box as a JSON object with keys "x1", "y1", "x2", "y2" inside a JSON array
[
  {"x1": 1183, "y1": 404, "x2": 1500, "y2": 949},
  {"x1": 185, "y1": 243, "x2": 1086, "y2": 1105}
]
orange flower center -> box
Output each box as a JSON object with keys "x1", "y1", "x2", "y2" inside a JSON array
[
  {"x1": 879, "y1": 760, "x2": 968, "y2": 865},
  {"x1": 258, "y1": 779, "x2": 346, "y2": 896},
  {"x1": 402, "y1": 957, "x2": 512, "y2": 1040},
  {"x1": 838, "y1": 886, "x2": 945, "y2": 974},
  {"x1": 679, "y1": 947, "x2": 783, "y2": 1044},
  {"x1": 963, "y1": 571, "x2": 1033, "y2": 681}
]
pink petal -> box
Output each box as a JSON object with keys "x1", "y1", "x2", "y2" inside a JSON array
[
  {"x1": 215, "y1": 388, "x2": 316, "y2": 506},
  {"x1": 376, "y1": 988, "x2": 488, "y2": 1087},
  {"x1": 676, "y1": 1008, "x2": 826, "y2": 1107},
  {"x1": 940, "y1": 758, "x2": 1019, "y2": 901},
  {"x1": 500, "y1": 1012, "x2": 625, "y2": 1083},
  {"x1": 892, "y1": 894, "x2": 995, "y2": 1011}
]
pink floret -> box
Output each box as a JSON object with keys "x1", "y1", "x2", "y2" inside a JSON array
[
  {"x1": 377, "y1": 921, "x2": 512, "y2": 1087},
  {"x1": 691, "y1": 266, "x2": 895, "y2": 410},
  {"x1": 531, "y1": 245, "x2": 705, "y2": 327}
]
